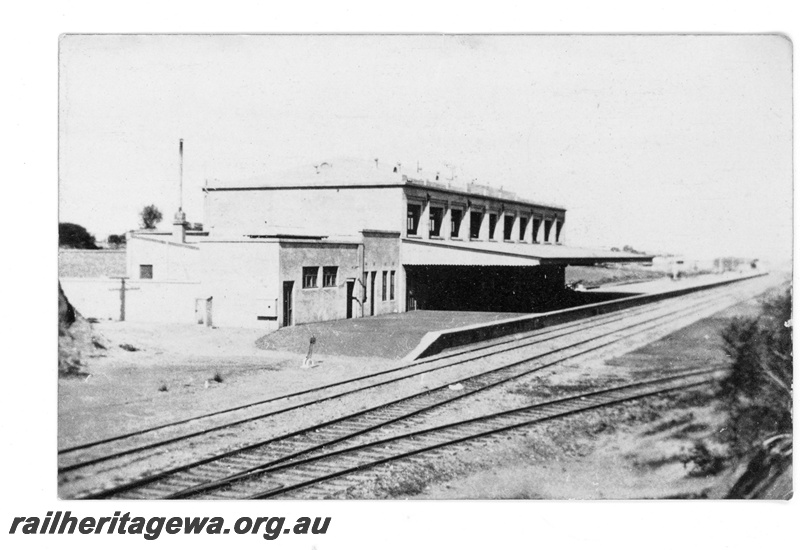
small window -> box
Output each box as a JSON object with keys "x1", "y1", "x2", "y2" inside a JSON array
[
  {"x1": 322, "y1": 266, "x2": 338, "y2": 287},
  {"x1": 503, "y1": 215, "x2": 515, "y2": 241},
  {"x1": 555, "y1": 220, "x2": 564, "y2": 243},
  {"x1": 303, "y1": 266, "x2": 319, "y2": 288},
  {"x1": 407, "y1": 204, "x2": 422, "y2": 235},
  {"x1": 531, "y1": 218, "x2": 542, "y2": 243},
  {"x1": 139, "y1": 264, "x2": 153, "y2": 279},
  {"x1": 390, "y1": 270, "x2": 396, "y2": 300},
  {"x1": 429, "y1": 206, "x2": 444, "y2": 237},
  {"x1": 519, "y1": 217, "x2": 528, "y2": 241},
  {"x1": 543, "y1": 219, "x2": 553, "y2": 242},
  {"x1": 470, "y1": 211, "x2": 483, "y2": 239},
  {"x1": 450, "y1": 209, "x2": 463, "y2": 238},
  {"x1": 362, "y1": 271, "x2": 368, "y2": 301},
  {"x1": 382, "y1": 271, "x2": 388, "y2": 301}
]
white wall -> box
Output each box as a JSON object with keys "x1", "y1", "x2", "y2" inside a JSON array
[
  {"x1": 60, "y1": 278, "x2": 202, "y2": 324},
  {"x1": 124, "y1": 280, "x2": 202, "y2": 324},
  {"x1": 199, "y1": 241, "x2": 281, "y2": 328},
  {"x1": 60, "y1": 278, "x2": 121, "y2": 321},
  {"x1": 205, "y1": 187, "x2": 403, "y2": 237},
  {"x1": 126, "y1": 235, "x2": 201, "y2": 281}
]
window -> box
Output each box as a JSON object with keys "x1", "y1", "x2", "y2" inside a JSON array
[
  {"x1": 139, "y1": 264, "x2": 153, "y2": 279},
  {"x1": 450, "y1": 209, "x2": 463, "y2": 238},
  {"x1": 322, "y1": 266, "x2": 338, "y2": 287},
  {"x1": 362, "y1": 271, "x2": 368, "y2": 300},
  {"x1": 303, "y1": 266, "x2": 319, "y2": 288},
  {"x1": 390, "y1": 270, "x2": 396, "y2": 300},
  {"x1": 503, "y1": 215, "x2": 515, "y2": 241},
  {"x1": 543, "y1": 219, "x2": 553, "y2": 242},
  {"x1": 488, "y1": 214, "x2": 498, "y2": 240},
  {"x1": 531, "y1": 218, "x2": 542, "y2": 243},
  {"x1": 519, "y1": 217, "x2": 529, "y2": 241},
  {"x1": 429, "y1": 206, "x2": 444, "y2": 237},
  {"x1": 555, "y1": 220, "x2": 564, "y2": 243},
  {"x1": 470, "y1": 211, "x2": 483, "y2": 239},
  {"x1": 407, "y1": 204, "x2": 422, "y2": 235},
  {"x1": 382, "y1": 271, "x2": 388, "y2": 301}
]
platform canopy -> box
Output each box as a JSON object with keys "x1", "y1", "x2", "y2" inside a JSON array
[{"x1": 400, "y1": 238, "x2": 652, "y2": 267}]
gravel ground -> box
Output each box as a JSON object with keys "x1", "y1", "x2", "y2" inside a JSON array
[
  {"x1": 58, "y1": 321, "x2": 404, "y2": 449},
  {"x1": 58, "y1": 273, "x2": 782, "y2": 499}
]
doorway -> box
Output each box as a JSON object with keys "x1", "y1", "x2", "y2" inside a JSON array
[
  {"x1": 282, "y1": 281, "x2": 294, "y2": 327},
  {"x1": 346, "y1": 280, "x2": 355, "y2": 319},
  {"x1": 369, "y1": 271, "x2": 376, "y2": 316}
]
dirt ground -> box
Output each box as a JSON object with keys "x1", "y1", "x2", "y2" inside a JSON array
[
  {"x1": 59, "y1": 277, "x2": 784, "y2": 499},
  {"x1": 58, "y1": 321, "x2": 403, "y2": 449}
]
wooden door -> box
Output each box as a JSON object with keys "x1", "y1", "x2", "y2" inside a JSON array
[{"x1": 282, "y1": 281, "x2": 294, "y2": 327}]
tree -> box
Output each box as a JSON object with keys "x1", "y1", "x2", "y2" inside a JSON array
[
  {"x1": 59, "y1": 222, "x2": 98, "y2": 249},
  {"x1": 139, "y1": 204, "x2": 163, "y2": 229},
  {"x1": 107, "y1": 233, "x2": 127, "y2": 248}
]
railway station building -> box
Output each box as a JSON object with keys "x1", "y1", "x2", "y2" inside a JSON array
[{"x1": 125, "y1": 159, "x2": 650, "y2": 329}]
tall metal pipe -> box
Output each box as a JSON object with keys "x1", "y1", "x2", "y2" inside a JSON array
[{"x1": 179, "y1": 138, "x2": 184, "y2": 211}]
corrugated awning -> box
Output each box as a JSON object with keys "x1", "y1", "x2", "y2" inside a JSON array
[{"x1": 400, "y1": 238, "x2": 652, "y2": 267}]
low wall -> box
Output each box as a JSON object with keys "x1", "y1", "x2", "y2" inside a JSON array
[
  {"x1": 59, "y1": 278, "x2": 202, "y2": 324},
  {"x1": 125, "y1": 280, "x2": 202, "y2": 324},
  {"x1": 404, "y1": 272, "x2": 767, "y2": 361},
  {"x1": 59, "y1": 249, "x2": 126, "y2": 278},
  {"x1": 60, "y1": 278, "x2": 122, "y2": 321}
]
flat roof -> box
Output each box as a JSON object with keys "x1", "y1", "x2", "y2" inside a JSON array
[
  {"x1": 401, "y1": 238, "x2": 653, "y2": 267},
  {"x1": 203, "y1": 157, "x2": 566, "y2": 211}
]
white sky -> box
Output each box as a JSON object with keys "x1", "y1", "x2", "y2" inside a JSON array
[{"x1": 59, "y1": 34, "x2": 792, "y2": 261}]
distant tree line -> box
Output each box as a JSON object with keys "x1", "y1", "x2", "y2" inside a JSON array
[
  {"x1": 610, "y1": 244, "x2": 646, "y2": 254},
  {"x1": 107, "y1": 233, "x2": 127, "y2": 248},
  {"x1": 60, "y1": 204, "x2": 202, "y2": 250}
]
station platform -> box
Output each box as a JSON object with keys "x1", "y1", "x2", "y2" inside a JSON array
[
  {"x1": 256, "y1": 310, "x2": 522, "y2": 359},
  {"x1": 257, "y1": 272, "x2": 764, "y2": 361}
]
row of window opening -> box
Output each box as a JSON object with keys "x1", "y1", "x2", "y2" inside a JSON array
[
  {"x1": 407, "y1": 205, "x2": 562, "y2": 243},
  {"x1": 302, "y1": 266, "x2": 396, "y2": 303},
  {"x1": 303, "y1": 266, "x2": 338, "y2": 289},
  {"x1": 361, "y1": 270, "x2": 395, "y2": 302}
]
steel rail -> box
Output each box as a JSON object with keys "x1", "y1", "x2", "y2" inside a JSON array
[
  {"x1": 202, "y1": 368, "x2": 729, "y2": 499},
  {"x1": 61, "y1": 287, "x2": 731, "y2": 475},
  {"x1": 59, "y1": 286, "x2": 709, "y2": 456},
  {"x1": 82, "y1": 292, "x2": 741, "y2": 499}
]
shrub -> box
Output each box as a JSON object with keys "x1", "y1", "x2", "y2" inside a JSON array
[
  {"x1": 718, "y1": 289, "x2": 792, "y2": 456},
  {"x1": 679, "y1": 442, "x2": 727, "y2": 477},
  {"x1": 59, "y1": 222, "x2": 98, "y2": 249}
]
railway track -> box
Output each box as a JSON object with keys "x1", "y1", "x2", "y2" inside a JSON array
[
  {"x1": 62, "y1": 276, "x2": 768, "y2": 499},
  {"x1": 180, "y1": 367, "x2": 729, "y2": 499},
  {"x1": 61, "y1": 288, "x2": 716, "y2": 473},
  {"x1": 62, "y1": 278, "x2": 759, "y2": 471}
]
